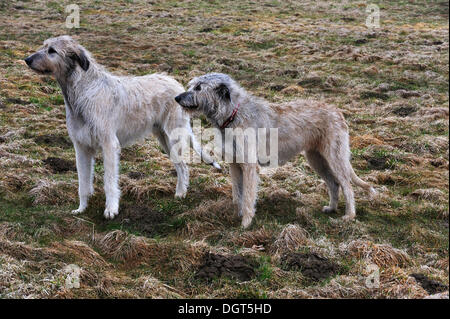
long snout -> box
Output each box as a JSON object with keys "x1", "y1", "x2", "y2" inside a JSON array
[
  {"x1": 24, "y1": 54, "x2": 35, "y2": 66},
  {"x1": 174, "y1": 93, "x2": 184, "y2": 104},
  {"x1": 174, "y1": 92, "x2": 197, "y2": 109},
  {"x1": 175, "y1": 92, "x2": 189, "y2": 104}
]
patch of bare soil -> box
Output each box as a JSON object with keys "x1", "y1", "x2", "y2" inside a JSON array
[
  {"x1": 34, "y1": 134, "x2": 72, "y2": 149},
  {"x1": 366, "y1": 156, "x2": 390, "y2": 170},
  {"x1": 43, "y1": 157, "x2": 76, "y2": 173},
  {"x1": 410, "y1": 273, "x2": 448, "y2": 294},
  {"x1": 127, "y1": 171, "x2": 146, "y2": 180},
  {"x1": 109, "y1": 203, "x2": 169, "y2": 237},
  {"x1": 195, "y1": 253, "x2": 256, "y2": 282},
  {"x1": 391, "y1": 106, "x2": 417, "y2": 117},
  {"x1": 281, "y1": 252, "x2": 341, "y2": 283}
]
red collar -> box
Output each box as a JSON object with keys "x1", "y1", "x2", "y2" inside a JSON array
[{"x1": 220, "y1": 104, "x2": 239, "y2": 129}]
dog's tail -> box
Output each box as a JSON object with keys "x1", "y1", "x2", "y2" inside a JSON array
[
  {"x1": 189, "y1": 132, "x2": 221, "y2": 170},
  {"x1": 350, "y1": 167, "x2": 377, "y2": 196}
]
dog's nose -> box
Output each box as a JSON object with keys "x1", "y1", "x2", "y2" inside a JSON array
[
  {"x1": 174, "y1": 94, "x2": 182, "y2": 103},
  {"x1": 24, "y1": 56, "x2": 33, "y2": 66}
]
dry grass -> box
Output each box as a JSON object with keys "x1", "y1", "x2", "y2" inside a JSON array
[
  {"x1": 272, "y1": 224, "x2": 311, "y2": 256},
  {"x1": 344, "y1": 240, "x2": 411, "y2": 268},
  {"x1": 0, "y1": 0, "x2": 448, "y2": 298}
]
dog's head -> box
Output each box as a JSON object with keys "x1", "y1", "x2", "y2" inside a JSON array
[
  {"x1": 24, "y1": 35, "x2": 90, "y2": 78},
  {"x1": 174, "y1": 73, "x2": 237, "y2": 120}
]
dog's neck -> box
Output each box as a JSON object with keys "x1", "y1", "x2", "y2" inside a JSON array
[
  {"x1": 56, "y1": 61, "x2": 104, "y2": 115},
  {"x1": 219, "y1": 103, "x2": 239, "y2": 129}
]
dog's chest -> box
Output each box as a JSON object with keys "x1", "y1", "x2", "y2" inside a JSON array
[{"x1": 66, "y1": 108, "x2": 98, "y2": 149}]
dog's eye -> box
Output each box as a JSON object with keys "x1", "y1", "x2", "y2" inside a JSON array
[
  {"x1": 194, "y1": 84, "x2": 201, "y2": 91},
  {"x1": 48, "y1": 47, "x2": 56, "y2": 54}
]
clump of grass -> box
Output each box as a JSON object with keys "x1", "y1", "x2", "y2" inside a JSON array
[
  {"x1": 29, "y1": 179, "x2": 77, "y2": 205},
  {"x1": 272, "y1": 224, "x2": 310, "y2": 256},
  {"x1": 232, "y1": 226, "x2": 274, "y2": 249},
  {"x1": 344, "y1": 240, "x2": 411, "y2": 268},
  {"x1": 94, "y1": 229, "x2": 152, "y2": 263}
]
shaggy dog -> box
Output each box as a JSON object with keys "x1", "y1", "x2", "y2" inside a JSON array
[
  {"x1": 175, "y1": 73, "x2": 376, "y2": 228},
  {"x1": 25, "y1": 36, "x2": 219, "y2": 219}
]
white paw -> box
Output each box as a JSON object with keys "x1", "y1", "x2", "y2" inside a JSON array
[
  {"x1": 212, "y1": 162, "x2": 221, "y2": 170},
  {"x1": 71, "y1": 207, "x2": 85, "y2": 215},
  {"x1": 104, "y1": 208, "x2": 119, "y2": 219},
  {"x1": 241, "y1": 215, "x2": 253, "y2": 229},
  {"x1": 369, "y1": 187, "x2": 379, "y2": 199},
  {"x1": 342, "y1": 214, "x2": 356, "y2": 222},
  {"x1": 175, "y1": 192, "x2": 187, "y2": 199},
  {"x1": 322, "y1": 206, "x2": 336, "y2": 214}
]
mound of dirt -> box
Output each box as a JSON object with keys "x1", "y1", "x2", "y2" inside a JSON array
[
  {"x1": 112, "y1": 204, "x2": 169, "y2": 237},
  {"x1": 127, "y1": 171, "x2": 146, "y2": 180},
  {"x1": 410, "y1": 273, "x2": 448, "y2": 294},
  {"x1": 367, "y1": 157, "x2": 390, "y2": 170},
  {"x1": 43, "y1": 157, "x2": 76, "y2": 173},
  {"x1": 392, "y1": 105, "x2": 417, "y2": 117},
  {"x1": 281, "y1": 252, "x2": 341, "y2": 282},
  {"x1": 298, "y1": 76, "x2": 323, "y2": 88},
  {"x1": 196, "y1": 253, "x2": 256, "y2": 282},
  {"x1": 360, "y1": 91, "x2": 389, "y2": 100},
  {"x1": 35, "y1": 134, "x2": 72, "y2": 148}
]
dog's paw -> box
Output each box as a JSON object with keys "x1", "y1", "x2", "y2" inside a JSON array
[
  {"x1": 341, "y1": 214, "x2": 356, "y2": 222},
  {"x1": 241, "y1": 215, "x2": 253, "y2": 229},
  {"x1": 368, "y1": 187, "x2": 379, "y2": 199},
  {"x1": 71, "y1": 208, "x2": 85, "y2": 215},
  {"x1": 212, "y1": 161, "x2": 222, "y2": 171},
  {"x1": 322, "y1": 206, "x2": 336, "y2": 214},
  {"x1": 104, "y1": 208, "x2": 119, "y2": 220},
  {"x1": 175, "y1": 192, "x2": 187, "y2": 199}
]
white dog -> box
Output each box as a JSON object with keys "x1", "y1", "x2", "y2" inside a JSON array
[{"x1": 25, "y1": 36, "x2": 219, "y2": 219}]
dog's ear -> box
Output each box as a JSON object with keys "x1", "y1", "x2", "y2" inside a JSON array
[
  {"x1": 69, "y1": 48, "x2": 90, "y2": 71},
  {"x1": 215, "y1": 83, "x2": 230, "y2": 101}
]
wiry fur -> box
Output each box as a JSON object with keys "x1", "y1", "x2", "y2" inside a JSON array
[
  {"x1": 25, "y1": 36, "x2": 219, "y2": 219},
  {"x1": 175, "y1": 73, "x2": 376, "y2": 228}
]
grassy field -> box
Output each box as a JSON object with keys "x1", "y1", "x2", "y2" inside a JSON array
[{"x1": 0, "y1": 0, "x2": 448, "y2": 298}]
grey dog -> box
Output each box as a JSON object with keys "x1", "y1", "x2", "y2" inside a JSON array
[
  {"x1": 175, "y1": 73, "x2": 376, "y2": 228},
  {"x1": 24, "y1": 36, "x2": 219, "y2": 219}
]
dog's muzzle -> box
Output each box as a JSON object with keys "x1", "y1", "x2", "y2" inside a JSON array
[
  {"x1": 174, "y1": 92, "x2": 197, "y2": 109},
  {"x1": 24, "y1": 56, "x2": 33, "y2": 66},
  {"x1": 24, "y1": 53, "x2": 51, "y2": 74}
]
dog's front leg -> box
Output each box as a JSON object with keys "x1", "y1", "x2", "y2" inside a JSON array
[
  {"x1": 230, "y1": 163, "x2": 243, "y2": 216},
  {"x1": 72, "y1": 142, "x2": 95, "y2": 214},
  {"x1": 102, "y1": 137, "x2": 121, "y2": 219},
  {"x1": 241, "y1": 164, "x2": 259, "y2": 229}
]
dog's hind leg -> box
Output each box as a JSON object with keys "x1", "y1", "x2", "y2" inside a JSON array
[
  {"x1": 102, "y1": 136, "x2": 121, "y2": 219},
  {"x1": 305, "y1": 150, "x2": 340, "y2": 214},
  {"x1": 241, "y1": 164, "x2": 259, "y2": 229},
  {"x1": 230, "y1": 163, "x2": 243, "y2": 216},
  {"x1": 155, "y1": 129, "x2": 189, "y2": 198},
  {"x1": 72, "y1": 142, "x2": 95, "y2": 214},
  {"x1": 350, "y1": 166, "x2": 377, "y2": 197},
  {"x1": 325, "y1": 140, "x2": 357, "y2": 221}
]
